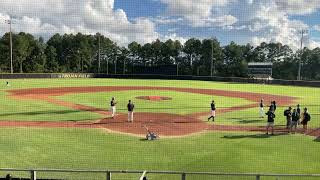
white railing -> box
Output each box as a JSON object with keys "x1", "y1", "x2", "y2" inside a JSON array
[{"x1": 1, "y1": 168, "x2": 320, "y2": 180}]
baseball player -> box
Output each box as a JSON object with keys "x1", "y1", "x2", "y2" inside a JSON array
[
  {"x1": 110, "y1": 97, "x2": 117, "y2": 118},
  {"x1": 259, "y1": 99, "x2": 264, "y2": 118},
  {"x1": 265, "y1": 109, "x2": 276, "y2": 135},
  {"x1": 127, "y1": 100, "x2": 135, "y2": 122},
  {"x1": 290, "y1": 109, "x2": 299, "y2": 134},
  {"x1": 208, "y1": 100, "x2": 216, "y2": 121},
  {"x1": 284, "y1": 106, "x2": 292, "y2": 130},
  {"x1": 302, "y1": 107, "x2": 311, "y2": 132}
]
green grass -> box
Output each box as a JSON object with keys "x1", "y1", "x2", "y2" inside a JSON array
[
  {"x1": 211, "y1": 106, "x2": 320, "y2": 127},
  {"x1": 1, "y1": 78, "x2": 319, "y2": 125},
  {"x1": 57, "y1": 90, "x2": 252, "y2": 115},
  {"x1": 0, "y1": 90, "x2": 102, "y2": 121},
  {"x1": 1, "y1": 78, "x2": 320, "y2": 179},
  {"x1": 0, "y1": 128, "x2": 319, "y2": 179}
]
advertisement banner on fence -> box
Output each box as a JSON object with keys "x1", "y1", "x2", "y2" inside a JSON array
[{"x1": 55, "y1": 73, "x2": 94, "y2": 78}]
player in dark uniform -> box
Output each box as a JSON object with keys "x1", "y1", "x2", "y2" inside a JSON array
[
  {"x1": 290, "y1": 109, "x2": 299, "y2": 133},
  {"x1": 284, "y1": 107, "x2": 292, "y2": 130},
  {"x1": 110, "y1": 97, "x2": 117, "y2": 118},
  {"x1": 301, "y1": 108, "x2": 311, "y2": 132},
  {"x1": 266, "y1": 109, "x2": 276, "y2": 135},
  {"x1": 269, "y1": 101, "x2": 274, "y2": 112},
  {"x1": 127, "y1": 100, "x2": 135, "y2": 122},
  {"x1": 208, "y1": 100, "x2": 216, "y2": 121},
  {"x1": 269, "y1": 101, "x2": 277, "y2": 112},
  {"x1": 273, "y1": 101, "x2": 277, "y2": 111},
  {"x1": 297, "y1": 104, "x2": 301, "y2": 114},
  {"x1": 296, "y1": 104, "x2": 301, "y2": 124}
]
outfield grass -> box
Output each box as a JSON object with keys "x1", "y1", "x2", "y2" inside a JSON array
[
  {"x1": 0, "y1": 127, "x2": 319, "y2": 180},
  {"x1": 0, "y1": 90, "x2": 102, "y2": 121},
  {"x1": 1, "y1": 78, "x2": 319, "y2": 126}
]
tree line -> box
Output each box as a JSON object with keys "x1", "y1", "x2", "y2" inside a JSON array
[{"x1": 0, "y1": 32, "x2": 319, "y2": 80}]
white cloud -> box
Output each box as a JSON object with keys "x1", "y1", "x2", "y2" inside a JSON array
[
  {"x1": 0, "y1": 0, "x2": 159, "y2": 45},
  {"x1": 1, "y1": 0, "x2": 320, "y2": 50},
  {"x1": 314, "y1": 25, "x2": 320, "y2": 32},
  {"x1": 274, "y1": 0, "x2": 320, "y2": 15},
  {"x1": 162, "y1": 33, "x2": 188, "y2": 44},
  {"x1": 159, "y1": 0, "x2": 237, "y2": 27},
  {"x1": 244, "y1": 1, "x2": 316, "y2": 50},
  {"x1": 150, "y1": 16, "x2": 184, "y2": 25},
  {"x1": 308, "y1": 40, "x2": 320, "y2": 49}
]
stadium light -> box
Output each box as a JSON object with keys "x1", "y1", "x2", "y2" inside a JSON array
[
  {"x1": 4, "y1": 18, "x2": 13, "y2": 74},
  {"x1": 98, "y1": 34, "x2": 101, "y2": 73},
  {"x1": 211, "y1": 39, "x2": 213, "y2": 77},
  {"x1": 298, "y1": 29, "x2": 308, "y2": 80},
  {"x1": 114, "y1": 49, "x2": 121, "y2": 74}
]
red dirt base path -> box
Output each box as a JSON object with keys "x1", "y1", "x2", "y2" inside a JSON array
[{"x1": 3, "y1": 86, "x2": 320, "y2": 138}]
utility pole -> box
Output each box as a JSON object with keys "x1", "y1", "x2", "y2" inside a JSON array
[
  {"x1": 114, "y1": 55, "x2": 117, "y2": 74},
  {"x1": 177, "y1": 63, "x2": 179, "y2": 76},
  {"x1": 123, "y1": 58, "x2": 126, "y2": 74},
  {"x1": 211, "y1": 39, "x2": 214, "y2": 77},
  {"x1": 106, "y1": 57, "x2": 109, "y2": 75},
  {"x1": 5, "y1": 18, "x2": 13, "y2": 74},
  {"x1": 98, "y1": 34, "x2": 101, "y2": 73},
  {"x1": 298, "y1": 29, "x2": 308, "y2": 80}
]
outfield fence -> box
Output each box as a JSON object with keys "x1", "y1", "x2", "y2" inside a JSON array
[
  {"x1": 1, "y1": 73, "x2": 320, "y2": 87},
  {"x1": 1, "y1": 168, "x2": 320, "y2": 180}
]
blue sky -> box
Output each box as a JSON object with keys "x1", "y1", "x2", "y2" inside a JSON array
[
  {"x1": 0, "y1": 0, "x2": 319, "y2": 49},
  {"x1": 114, "y1": 0, "x2": 320, "y2": 48}
]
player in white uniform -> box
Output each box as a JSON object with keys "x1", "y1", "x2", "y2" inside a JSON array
[{"x1": 259, "y1": 99, "x2": 264, "y2": 118}]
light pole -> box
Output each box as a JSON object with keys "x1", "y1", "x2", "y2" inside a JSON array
[
  {"x1": 106, "y1": 56, "x2": 109, "y2": 75},
  {"x1": 114, "y1": 49, "x2": 121, "y2": 74},
  {"x1": 176, "y1": 62, "x2": 179, "y2": 76},
  {"x1": 298, "y1": 29, "x2": 308, "y2": 80},
  {"x1": 114, "y1": 55, "x2": 117, "y2": 74},
  {"x1": 123, "y1": 57, "x2": 126, "y2": 74},
  {"x1": 211, "y1": 39, "x2": 214, "y2": 77},
  {"x1": 5, "y1": 18, "x2": 13, "y2": 74},
  {"x1": 98, "y1": 34, "x2": 101, "y2": 73}
]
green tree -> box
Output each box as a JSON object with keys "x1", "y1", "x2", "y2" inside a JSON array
[
  {"x1": 222, "y1": 41, "x2": 248, "y2": 77},
  {"x1": 44, "y1": 45, "x2": 59, "y2": 72},
  {"x1": 183, "y1": 38, "x2": 202, "y2": 75},
  {"x1": 200, "y1": 38, "x2": 223, "y2": 76},
  {"x1": 14, "y1": 32, "x2": 35, "y2": 73},
  {"x1": 0, "y1": 33, "x2": 11, "y2": 72}
]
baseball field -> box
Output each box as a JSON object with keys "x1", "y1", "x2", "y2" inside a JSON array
[{"x1": 0, "y1": 78, "x2": 319, "y2": 180}]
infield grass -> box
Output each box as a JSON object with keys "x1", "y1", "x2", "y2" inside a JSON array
[{"x1": 57, "y1": 90, "x2": 252, "y2": 115}]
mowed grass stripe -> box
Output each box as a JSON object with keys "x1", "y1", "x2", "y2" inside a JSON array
[{"x1": 0, "y1": 128, "x2": 319, "y2": 180}]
